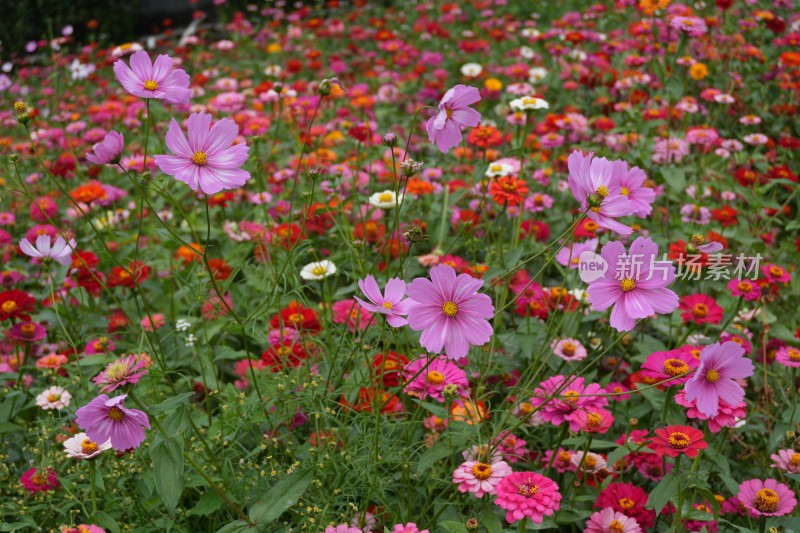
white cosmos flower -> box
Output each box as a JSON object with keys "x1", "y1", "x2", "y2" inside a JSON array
[
  {"x1": 369, "y1": 190, "x2": 404, "y2": 209},
  {"x1": 300, "y1": 260, "x2": 337, "y2": 281},
  {"x1": 36, "y1": 386, "x2": 71, "y2": 410},
  {"x1": 19, "y1": 235, "x2": 76, "y2": 266},
  {"x1": 63, "y1": 432, "x2": 112, "y2": 459},
  {"x1": 460, "y1": 63, "x2": 483, "y2": 77},
  {"x1": 510, "y1": 96, "x2": 549, "y2": 112}
]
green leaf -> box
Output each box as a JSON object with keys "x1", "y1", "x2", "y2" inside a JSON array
[
  {"x1": 249, "y1": 470, "x2": 314, "y2": 524},
  {"x1": 215, "y1": 520, "x2": 251, "y2": 533},
  {"x1": 417, "y1": 440, "x2": 454, "y2": 475},
  {"x1": 190, "y1": 490, "x2": 225, "y2": 516},
  {"x1": 0, "y1": 422, "x2": 23, "y2": 434},
  {"x1": 437, "y1": 521, "x2": 468, "y2": 533},
  {"x1": 480, "y1": 508, "x2": 502, "y2": 533},
  {"x1": 606, "y1": 445, "x2": 630, "y2": 467},
  {"x1": 647, "y1": 471, "x2": 679, "y2": 515},
  {"x1": 149, "y1": 392, "x2": 194, "y2": 414},
  {"x1": 151, "y1": 437, "x2": 185, "y2": 513},
  {"x1": 92, "y1": 511, "x2": 122, "y2": 533},
  {"x1": 660, "y1": 166, "x2": 686, "y2": 193},
  {"x1": 0, "y1": 524, "x2": 30, "y2": 532}
]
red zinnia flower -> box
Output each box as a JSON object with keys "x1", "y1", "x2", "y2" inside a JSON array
[
  {"x1": 649, "y1": 425, "x2": 708, "y2": 458},
  {"x1": 711, "y1": 205, "x2": 738, "y2": 227},
  {"x1": 0, "y1": 289, "x2": 36, "y2": 321},
  {"x1": 490, "y1": 177, "x2": 529, "y2": 207},
  {"x1": 678, "y1": 294, "x2": 724, "y2": 324},
  {"x1": 106, "y1": 261, "x2": 150, "y2": 288},
  {"x1": 270, "y1": 301, "x2": 321, "y2": 332},
  {"x1": 595, "y1": 482, "x2": 656, "y2": 528}
]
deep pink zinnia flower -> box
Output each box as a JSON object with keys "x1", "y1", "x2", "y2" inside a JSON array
[
  {"x1": 678, "y1": 294, "x2": 724, "y2": 325},
  {"x1": 425, "y1": 85, "x2": 481, "y2": 153},
  {"x1": 775, "y1": 346, "x2": 800, "y2": 368},
  {"x1": 595, "y1": 482, "x2": 655, "y2": 528},
  {"x1": 9, "y1": 321, "x2": 47, "y2": 342},
  {"x1": 453, "y1": 458, "x2": 512, "y2": 498},
  {"x1": 586, "y1": 237, "x2": 678, "y2": 332},
  {"x1": 403, "y1": 356, "x2": 470, "y2": 402},
  {"x1": 567, "y1": 151, "x2": 634, "y2": 235},
  {"x1": 494, "y1": 471, "x2": 562, "y2": 524},
  {"x1": 406, "y1": 264, "x2": 494, "y2": 360},
  {"x1": 737, "y1": 479, "x2": 797, "y2": 517},
  {"x1": 113, "y1": 50, "x2": 191, "y2": 104},
  {"x1": 75, "y1": 394, "x2": 150, "y2": 451},
  {"x1": 640, "y1": 348, "x2": 699, "y2": 386},
  {"x1": 154, "y1": 112, "x2": 251, "y2": 195},
  {"x1": 92, "y1": 354, "x2": 149, "y2": 393},
  {"x1": 683, "y1": 341, "x2": 754, "y2": 417},
  {"x1": 20, "y1": 467, "x2": 59, "y2": 493},
  {"x1": 529, "y1": 375, "x2": 608, "y2": 431},
  {"x1": 86, "y1": 131, "x2": 124, "y2": 165},
  {"x1": 354, "y1": 275, "x2": 411, "y2": 327}
]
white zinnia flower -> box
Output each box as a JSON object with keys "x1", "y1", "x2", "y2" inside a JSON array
[
  {"x1": 300, "y1": 260, "x2": 337, "y2": 281},
  {"x1": 369, "y1": 190, "x2": 404, "y2": 209},
  {"x1": 63, "y1": 432, "x2": 112, "y2": 459},
  {"x1": 460, "y1": 63, "x2": 483, "y2": 77},
  {"x1": 510, "y1": 96, "x2": 549, "y2": 112},
  {"x1": 36, "y1": 386, "x2": 72, "y2": 410},
  {"x1": 485, "y1": 162, "x2": 514, "y2": 178},
  {"x1": 528, "y1": 67, "x2": 548, "y2": 83}
]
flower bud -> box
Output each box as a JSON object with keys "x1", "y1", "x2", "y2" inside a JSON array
[
  {"x1": 318, "y1": 79, "x2": 332, "y2": 96},
  {"x1": 382, "y1": 132, "x2": 398, "y2": 147},
  {"x1": 442, "y1": 383, "x2": 459, "y2": 400},
  {"x1": 400, "y1": 158, "x2": 423, "y2": 178},
  {"x1": 465, "y1": 518, "x2": 478, "y2": 531},
  {"x1": 273, "y1": 82, "x2": 283, "y2": 94}
]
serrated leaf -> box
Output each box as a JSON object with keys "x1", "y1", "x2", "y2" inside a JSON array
[
  {"x1": 151, "y1": 437, "x2": 185, "y2": 513},
  {"x1": 249, "y1": 470, "x2": 313, "y2": 524}
]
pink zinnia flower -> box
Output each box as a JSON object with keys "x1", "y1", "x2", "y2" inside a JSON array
[
  {"x1": 683, "y1": 341, "x2": 754, "y2": 417},
  {"x1": 354, "y1": 275, "x2": 411, "y2": 327},
  {"x1": 584, "y1": 508, "x2": 642, "y2": 533},
  {"x1": 154, "y1": 112, "x2": 251, "y2": 195},
  {"x1": 403, "y1": 356, "x2": 470, "y2": 402},
  {"x1": 323, "y1": 526, "x2": 362, "y2": 533},
  {"x1": 586, "y1": 237, "x2": 678, "y2": 332},
  {"x1": 331, "y1": 299, "x2": 374, "y2": 332},
  {"x1": 572, "y1": 408, "x2": 614, "y2": 434},
  {"x1": 75, "y1": 394, "x2": 151, "y2": 451},
  {"x1": 113, "y1": 50, "x2": 191, "y2": 104},
  {"x1": 20, "y1": 467, "x2": 59, "y2": 493},
  {"x1": 567, "y1": 151, "x2": 634, "y2": 235},
  {"x1": 19, "y1": 235, "x2": 76, "y2": 266},
  {"x1": 426, "y1": 85, "x2": 482, "y2": 153},
  {"x1": 550, "y1": 337, "x2": 588, "y2": 361},
  {"x1": 611, "y1": 160, "x2": 655, "y2": 218},
  {"x1": 62, "y1": 525, "x2": 106, "y2": 533},
  {"x1": 737, "y1": 479, "x2": 797, "y2": 517},
  {"x1": 674, "y1": 389, "x2": 746, "y2": 433},
  {"x1": 595, "y1": 483, "x2": 655, "y2": 528},
  {"x1": 453, "y1": 458, "x2": 512, "y2": 498},
  {"x1": 761, "y1": 263, "x2": 791, "y2": 284},
  {"x1": 727, "y1": 279, "x2": 761, "y2": 301},
  {"x1": 406, "y1": 264, "x2": 494, "y2": 360},
  {"x1": 770, "y1": 449, "x2": 800, "y2": 474},
  {"x1": 86, "y1": 131, "x2": 124, "y2": 165},
  {"x1": 9, "y1": 321, "x2": 47, "y2": 342},
  {"x1": 530, "y1": 375, "x2": 608, "y2": 431},
  {"x1": 391, "y1": 524, "x2": 428, "y2": 533},
  {"x1": 92, "y1": 354, "x2": 149, "y2": 393},
  {"x1": 640, "y1": 348, "x2": 699, "y2": 386},
  {"x1": 494, "y1": 471, "x2": 562, "y2": 524},
  {"x1": 775, "y1": 346, "x2": 800, "y2": 368}
]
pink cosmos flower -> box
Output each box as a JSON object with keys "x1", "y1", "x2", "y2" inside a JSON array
[
  {"x1": 113, "y1": 50, "x2": 191, "y2": 104},
  {"x1": 86, "y1": 131, "x2": 124, "y2": 165},
  {"x1": 403, "y1": 356, "x2": 470, "y2": 402},
  {"x1": 683, "y1": 341, "x2": 754, "y2": 417},
  {"x1": 453, "y1": 458, "x2": 512, "y2": 498},
  {"x1": 770, "y1": 449, "x2": 800, "y2": 474},
  {"x1": 586, "y1": 237, "x2": 678, "y2": 332},
  {"x1": 406, "y1": 264, "x2": 494, "y2": 360},
  {"x1": 154, "y1": 112, "x2": 251, "y2": 195},
  {"x1": 584, "y1": 508, "x2": 642, "y2": 533},
  {"x1": 354, "y1": 275, "x2": 411, "y2": 327},
  {"x1": 494, "y1": 471, "x2": 562, "y2": 524},
  {"x1": 75, "y1": 394, "x2": 151, "y2": 451},
  {"x1": 567, "y1": 151, "x2": 633, "y2": 235},
  {"x1": 426, "y1": 85, "x2": 481, "y2": 153},
  {"x1": 92, "y1": 354, "x2": 149, "y2": 393},
  {"x1": 611, "y1": 160, "x2": 655, "y2": 218},
  {"x1": 556, "y1": 238, "x2": 598, "y2": 269},
  {"x1": 20, "y1": 235, "x2": 76, "y2": 266},
  {"x1": 61, "y1": 526, "x2": 106, "y2": 533},
  {"x1": 737, "y1": 479, "x2": 797, "y2": 517}
]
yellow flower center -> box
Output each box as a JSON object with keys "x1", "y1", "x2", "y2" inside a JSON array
[
  {"x1": 609, "y1": 520, "x2": 625, "y2": 533},
  {"x1": 563, "y1": 390, "x2": 580, "y2": 406},
  {"x1": 668, "y1": 431, "x2": 691, "y2": 449},
  {"x1": 619, "y1": 497, "x2": 635, "y2": 510},
  {"x1": 21, "y1": 323, "x2": 36, "y2": 336},
  {"x1": 558, "y1": 451, "x2": 571, "y2": 462},
  {"x1": 690, "y1": 234, "x2": 705, "y2": 246},
  {"x1": 382, "y1": 301, "x2": 393, "y2": 309},
  {"x1": 47, "y1": 393, "x2": 60, "y2": 403},
  {"x1": 770, "y1": 266, "x2": 784, "y2": 277},
  {"x1": 789, "y1": 453, "x2": 800, "y2": 467},
  {"x1": 106, "y1": 361, "x2": 127, "y2": 381},
  {"x1": 143, "y1": 80, "x2": 158, "y2": 91},
  {"x1": 705, "y1": 369, "x2": 720, "y2": 383},
  {"x1": 586, "y1": 412, "x2": 603, "y2": 428},
  {"x1": 595, "y1": 185, "x2": 609, "y2": 198},
  {"x1": 192, "y1": 151, "x2": 207, "y2": 165},
  {"x1": 378, "y1": 192, "x2": 393, "y2": 203},
  {"x1": 754, "y1": 488, "x2": 780, "y2": 513},
  {"x1": 693, "y1": 303, "x2": 709, "y2": 318},
  {"x1": 472, "y1": 463, "x2": 492, "y2": 480},
  {"x1": 789, "y1": 349, "x2": 800, "y2": 363},
  {"x1": 442, "y1": 301, "x2": 458, "y2": 317},
  {"x1": 561, "y1": 342, "x2": 576, "y2": 356},
  {"x1": 311, "y1": 265, "x2": 328, "y2": 276},
  {"x1": 517, "y1": 482, "x2": 539, "y2": 497},
  {"x1": 663, "y1": 358, "x2": 689, "y2": 377},
  {"x1": 445, "y1": 107, "x2": 453, "y2": 118},
  {"x1": 2, "y1": 301, "x2": 17, "y2": 313},
  {"x1": 583, "y1": 454, "x2": 598, "y2": 468},
  {"x1": 620, "y1": 278, "x2": 636, "y2": 292},
  {"x1": 32, "y1": 473, "x2": 46, "y2": 485},
  {"x1": 108, "y1": 406, "x2": 125, "y2": 422},
  {"x1": 81, "y1": 438, "x2": 99, "y2": 455},
  {"x1": 737, "y1": 281, "x2": 753, "y2": 292},
  {"x1": 427, "y1": 371, "x2": 445, "y2": 385}
]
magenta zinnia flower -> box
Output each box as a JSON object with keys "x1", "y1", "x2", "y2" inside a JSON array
[
  {"x1": 406, "y1": 264, "x2": 493, "y2": 359},
  {"x1": 683, "y1": 341, "x2": 754, "y2": 417},
  {"x1": 20, "y1": 467, "x2": 59, "y2": 494},
  {"x1": 154, "y1": 112, "x2": 251, "y2": 195},
  {"x1": 737, "y1": 479, "x2": 797, "y2": 517},
  {"x1": 86, "y1": 131, "x2": 124, "y2": 165},
  {"x1": 494, "y1": 471, "x2": 562, "y2": 524},
  {"x1": 567, "y1": 151, "x2": 634, "y2": 235},
  {"x1": 75, "y1": 394, "x2": 150, "y2": 451},
  {"x1": 354, "y1": 275, "x2": 411, "y2": 327},
  {"x1": 113, "y1": 50, "x2": 191, "y2": 104},
  {"x1": 426, "y1": 85, "x2": 481, "y2": 153},
  {"x1": 640, "y1": 347, "x2": 699, "y2": 386},
  {"x1": 452, "y1": 458, "x2": 512, "y2": 498},
  {"x1": 92, "y1": 354, "x2": 149, "y2": 393},
  {"x1": 586, "y1": 237, "x2": 678, "y2": 332}
]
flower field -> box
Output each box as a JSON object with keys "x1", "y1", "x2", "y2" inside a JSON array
[{"x1": 1, "y1": 0, "x2": 800, "y2": 531}]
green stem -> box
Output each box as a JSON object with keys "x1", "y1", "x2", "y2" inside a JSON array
[{"x1": 89, "y1": 460, "x2": 98, "y2": 515}]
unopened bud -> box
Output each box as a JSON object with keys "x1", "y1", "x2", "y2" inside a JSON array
[
  {"x1": 786, "y1": 430, "x2": 796, "y2": 441},
  {"x1": 587, "y1": 193, "x2": 603, "y2": 209},
  {"x1": 465, "y1": 518, "x2": 478, "y2": 531},
  {"x1": 403, "y1": 226, "x2": 426, "y2": 244},
  {"x1": 273, "y1": 82, "x2": 283, "y2": 94},
  {"x1": 318, "y1": 79, "x2": 333, "y2": 96},
  {"x1": 629, "y1": 418, "x2": 638, "y2": 427},
  {"x1": 305, "y1": 167, "x2": 324, "y2": 181},
  {"x1": 382, "y1": 132, "x2": 398, "y2": 147},
  {"x1": 442, "y1": 384, "x2": 459, "y2": 400},
  {"x1": 8, "y1": 152, "x2": 20, "y2": 163},
  {"x1": 400, "y1": 158, "x2": 423, "y2": 178},
  {"x1": 141, "y1": 170, "x2": 151, "y2": 180}
]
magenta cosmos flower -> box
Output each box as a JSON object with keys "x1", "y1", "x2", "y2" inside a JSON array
[
  {"x1": 567, "y1": 151, "x2": 634, "y2": 235},
  {"x1": 75, "y1": 394, "x2": 150, "y2": 451},
  {"x1": 86, "y1": 131, "x2": 124, "y2": 165},
  {"x1": 154, "y1": 112, "x2": 251, "y2": 195},
  {"x1": 453, "y1": 458, "x2": 512, "y2": 498},
  {"x1": 584, "y1": 508, "x2": 642, "y2": 533},
  {"x1": 354, "y1": 275, "x2": 410, "y2": 327},
  {"x1": 113, "y1": 50, "x2": 191, "y2": 104},
  {"x1": 586, "y1": 237, "x2": 678, "y2": 332},
  {"x1": 406, "y1": 264, "x2": 494, "y2": 360},
  {"x1": 683, "y1": 341, "x2": 753, "y2": 417},
  {"x1": 737, "y1": 479, "x2": 797, "y2": 517},
  {"x1": 494, "y1": 471, "x2": 562, "y2": 524},
  {"x1": 426, "y1": 84, "x2": 481, "y2": 153}
]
